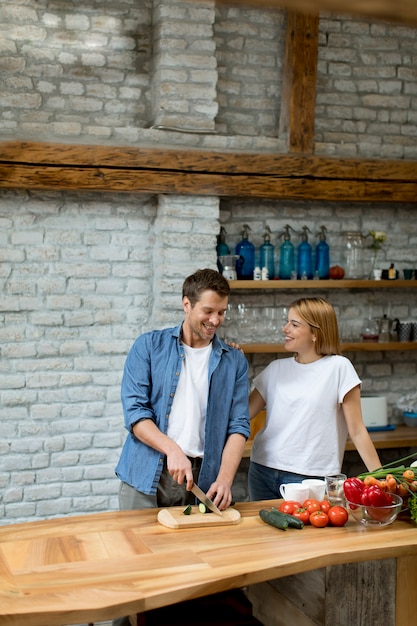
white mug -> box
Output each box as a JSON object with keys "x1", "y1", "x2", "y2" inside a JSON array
[
  {"x1": 302, "y1": 479, "x2": 326, "y2": 501},
  {"x1": 279, "y1": 483, "x2": 309, "y2": 503}
]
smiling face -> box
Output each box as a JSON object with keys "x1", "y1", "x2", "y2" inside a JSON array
[
  {"x1": 182, "y1": 289, "x2": 228, "y2": 347},
  {"x1": 283, "y1": 306, "x2": 319, "y2": 362}
]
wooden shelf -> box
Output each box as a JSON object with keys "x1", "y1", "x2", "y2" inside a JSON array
[
  {"x1": 243, "y1": 425, "x2": 417, "y2": 458},
  {"x1": 342, "y1": 341, "x2": 417, "y2": 352},
  {"x1": 345, "y1": 425, "x2": 417, "y2": 451},
  {"x1": 229, "y1": 279, "x2": 417, "y2": 289},
  {"x1": 242, "y1": 341, "x2": 417, "y2": 353},
  {"x1": 231, "y1": 280, "x2": 417, "y2": 352}
]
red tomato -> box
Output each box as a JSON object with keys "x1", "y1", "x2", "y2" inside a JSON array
[
  {"x1": 329, "y1": 265, "x2": 345, "y2": 279},
  {"x1": 292, "y1": 507, "x2": 310, "y2": 524},
  {"x1": 303, "y1": 499, "x2": 322, "y2": 514},
  {"x1": 279, "y1": 501, "x2": 302, "y2": 514},
  {"x1": 309, "y1": 511, "x2": 329, "y2": 527},
  {"x1": 328, "y1": 506, "x2": 349, "y2": 527},
  {"x1": 319, "y1": 500, "x2": 331, "y2": 514},
  {"x1": 367, "y1": 506, "x2": 395, "y2": 524}
]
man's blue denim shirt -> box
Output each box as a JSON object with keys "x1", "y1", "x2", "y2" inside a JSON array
[{"x1": 115, "y1": 323, "x2": 250, "y2": 495}]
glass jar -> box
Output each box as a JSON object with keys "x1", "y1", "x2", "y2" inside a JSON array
[
  {"x1": 361, "y1": 317, "x2": 379, "y2": 342},
  {"x1": 342, "y1": 231, "x2": 365, "y2": 279}
]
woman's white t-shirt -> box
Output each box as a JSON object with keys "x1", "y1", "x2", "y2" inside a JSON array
[{"x1": 251, "y1": 355, "x2": 361, "y2": 476}]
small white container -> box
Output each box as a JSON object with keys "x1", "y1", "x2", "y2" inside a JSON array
[{"x1": 360, "y1": 396, "x2": 387, "y2": 428}]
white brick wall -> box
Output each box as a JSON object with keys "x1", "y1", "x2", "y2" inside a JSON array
[
  {"x1": 151, "y1": 0, "x2": 218, "y2": 130},
  {"x1": 214, "y1": 6, "x2": 286, "y2": 136},
  {"x1": 1, "y1": 1, "x2": 417, "y2": 523},
  {"x1": 0, "y1": 191, "x2": 219, "y2": 523},
  {"x1": 316, "y1": 14, "x2": 417, "y2": 158}
]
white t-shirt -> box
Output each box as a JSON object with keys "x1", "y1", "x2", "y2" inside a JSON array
[
  {"x1": 167, "y1": 342, "x2": 212, "y2": 458},
  {"x1": 251, "y1": 355, "x2": 361, "y2": 476}
]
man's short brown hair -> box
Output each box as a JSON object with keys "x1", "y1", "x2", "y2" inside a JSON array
[{"x1": 182, "y1": 268, "x2": 230, "y2": 307}]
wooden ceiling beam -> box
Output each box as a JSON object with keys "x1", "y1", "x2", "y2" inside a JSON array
[
  {"x1": 1, "y1": 141, "x2": 417, "y2": 202},
  {"x1": 3, "y1": 141, "x2": 417, "y2": 180},
  {"x1": 1, "y1": 164, "x2": 416, "y2": 201}
]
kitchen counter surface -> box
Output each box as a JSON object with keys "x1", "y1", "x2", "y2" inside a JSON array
[
  {"x1": 1, "y1": 500, "x2": 416, "y2": 626},
  {"x1": 345, "y1": 424, "x2": 417, "y2": 450}
]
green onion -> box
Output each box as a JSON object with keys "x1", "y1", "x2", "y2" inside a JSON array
[{"x1": 358, "y1": 451, "x2": 417, "y2": 481}]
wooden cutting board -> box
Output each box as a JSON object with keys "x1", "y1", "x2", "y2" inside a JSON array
[{"x1": 157, "y1": 505, "x2": 241, "y2": 529}]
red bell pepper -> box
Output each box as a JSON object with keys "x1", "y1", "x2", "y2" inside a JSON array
[
  {"x1": 343, "y1": 477, "x2": 365, "y2": 505},
  {"x1": 363, "y1": 485, "x2": 393, "y2": 507},
  {"x1": 361, "y1": 485, "x2": 395, "y2": 522}
]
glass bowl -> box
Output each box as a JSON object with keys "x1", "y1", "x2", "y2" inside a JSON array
[{"x1": 346, "y1": 493, "x2": 403, "y2": 527}]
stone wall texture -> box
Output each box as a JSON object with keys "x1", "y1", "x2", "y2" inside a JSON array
[{"x1": 1, "y1": 0, "x2": 417, "y2": 523}]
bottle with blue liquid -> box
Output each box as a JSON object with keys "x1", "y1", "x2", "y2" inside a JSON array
[
  {"x1": 235, "y1": 224, "x2": 255, "y2": 280},
  {"x1": 216, "y1": 226, "x2": 230, "y2": 257},
  {"x1": 297, "y1": 226, "x2": 313, "y2": 279},
  {"x1": 315, "y1": 225, "x2": 330, "y2": 279},
  {"x1": 259, "y1": 226, "x2": 275, "y2": 280},
  {"x1": 278, "y1": 224, "x2": 295, "y2": 279}
]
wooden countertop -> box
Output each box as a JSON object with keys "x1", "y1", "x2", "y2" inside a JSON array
[
  {"x1": 1, "y1": 500, "x2": 416, "y2": 626},
  {"x1": 345, "y1": 425, "x2": 417, "y2": 451}
]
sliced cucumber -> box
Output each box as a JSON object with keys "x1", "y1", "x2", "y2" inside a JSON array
[
  {"x1": 198, "y1": 502, "x2": 207, "y2": 514},
  {"x1": 183, "y1": 504, "x2": 192, "y2": 515}
]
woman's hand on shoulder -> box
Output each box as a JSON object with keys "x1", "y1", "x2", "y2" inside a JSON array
[{"x1": 225, "y1": 340, "x2": 244, "y2": 355}]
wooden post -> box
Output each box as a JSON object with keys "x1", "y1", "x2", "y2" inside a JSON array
[{"x1": 279, "y1": 12, "x2": 319, "y2": 153}]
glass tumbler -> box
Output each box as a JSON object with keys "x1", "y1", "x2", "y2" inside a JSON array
[{"x1": 325, "y1": 473, "x2": 347, "y2": 506}]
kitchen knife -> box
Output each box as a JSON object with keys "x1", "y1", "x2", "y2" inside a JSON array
[{"x1": 190, "y1": 482, "x2": 223, "y2": 517}]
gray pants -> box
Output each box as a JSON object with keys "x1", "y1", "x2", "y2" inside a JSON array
[
  {"x1": 118, "y1": 457, "x2": 202, "y2": 510},
  {"x1": 112, "y1": 458, "x2": 202, "y2": 626}
]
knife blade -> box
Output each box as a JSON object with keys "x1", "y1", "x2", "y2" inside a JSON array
[{"x1": 191, "y1": 482, "x2": 223, "y2": 516}]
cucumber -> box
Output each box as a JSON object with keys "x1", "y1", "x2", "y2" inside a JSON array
[
  {"x1": 259, "y1": 508, "x2": 288, "y2": 530},
  {"x1": 271, "y1": 507, "x2": 304, "y2": 529},
  {"x1": 198, "y1": 502, "x2": 207, "y2": 514},
  {"x1": 183, "y1": 504, "x2": 192, "y2": 515}
]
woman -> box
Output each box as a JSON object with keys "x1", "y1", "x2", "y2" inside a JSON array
[{"x1": 248, "y1": 297, "x2": 381, "y2": 501}]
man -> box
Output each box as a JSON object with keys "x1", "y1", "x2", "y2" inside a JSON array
[{"x1": 115, "y1": 267, "x2": 250, "y2": 512}]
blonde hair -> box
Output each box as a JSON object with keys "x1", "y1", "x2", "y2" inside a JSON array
[{"x1": 288, "y1": 297, "x2": 341, "y2": 355}]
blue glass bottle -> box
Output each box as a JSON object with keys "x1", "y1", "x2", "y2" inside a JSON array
[
  {"x1": 235, "y1": 224, "x2": 255, "y2": 280},
  {"x1": 278, "y1": 225, "x2": 295, "y2": 279},
  {"x1": 216, "y1": 226, "x2": 231, "y2": 274},
  {"x1": 259, "y1": 226, "x2": 275, "y2": 280},
  {"x1": 216, "y1": 226, "x2": 230, "y2": 257},
  {"x1": 315, "y1": 225, "x2": 330, "y2": 279},
  {"x1": 297, "y1": 226, "x2": 313, "y2": 279}
]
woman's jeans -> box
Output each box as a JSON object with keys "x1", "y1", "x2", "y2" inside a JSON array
[{"x1": 248, "y1": 460, "x2": 323, "y2": 501}]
